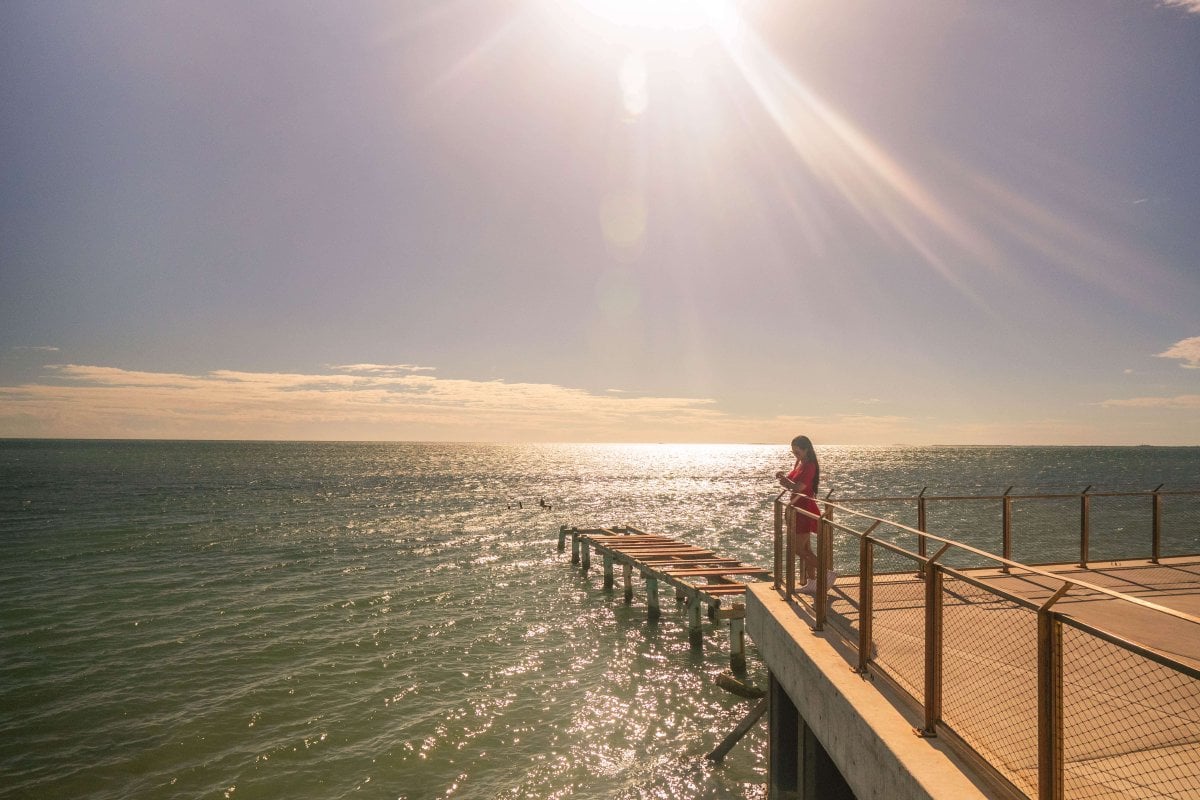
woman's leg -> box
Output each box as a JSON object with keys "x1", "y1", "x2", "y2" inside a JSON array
[{"x1": 800, "y1": 532, "x2": 818, "y2": 580}]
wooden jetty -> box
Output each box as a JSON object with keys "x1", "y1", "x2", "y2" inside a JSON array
[{"x1": 557, "y1": 525, "x2": 771, "y2": 671}]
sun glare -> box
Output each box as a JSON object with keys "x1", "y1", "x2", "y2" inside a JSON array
[
  {"x1": 557, "y1": 0, "x2": 745, "y2": 47},
  {"x1": 573, "y1": 0, "x2": 715, "y2": 31}
]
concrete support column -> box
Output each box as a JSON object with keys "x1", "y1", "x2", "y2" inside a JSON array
[
  {"x1": 768, "y1": 672, "x2": 800, "y2": 797},
  {"x1": 768, "y1": 672, "x2": 855, "y2": 800},
  {"x1": 800, "y1": 719, "x2": 855, "y2": 800},
  {"x1": 646, "y1": 577, "x2": 660, "y2": 621}
]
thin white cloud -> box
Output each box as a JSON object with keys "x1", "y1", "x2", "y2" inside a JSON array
[
  {"x1": 1157, "y1": 336, "x2": 1200, "y2": 368},
  {"x1": 1160, "y1": 1, "x2": 1200, "y2": 13},
  {"x1": 330, "y1": 363, "x2": 436, "y2": 374},
  {"x1": 1101, "y1": 395, "x2": 1200, "y2": 409},
  {"x1": 10, "y1": 345, "x2": 60, "y2": 352}
]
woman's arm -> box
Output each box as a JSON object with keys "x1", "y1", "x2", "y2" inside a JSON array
[{"x1": 779, "y1": 462, "x2": 813, "y2": 494}]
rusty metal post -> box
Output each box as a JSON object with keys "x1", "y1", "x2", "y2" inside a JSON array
[
  {"x1": 813, "y1": 515, "x2": 832, "y2": 631},
  {"x1": 785, "y1": 506, "x2": 796, "y2": 598},
  {"x1": 1079, "y1": 486, "x2": 1092, "y2": 569},
  {"x1": 1152, "y1": 484, "x2": 1164, "y2": 564},
  {"x1": 857, "y1": 535, "x2": 874, "y2": 674},
  {"x1": 918, "y1": 543, "x2": 951, "y2": 737},
  {"x1": 774, "y1": 498, "x2": 784, "y2": 591},
  {"x1": 1002, "y1": 488, "x2": 1014, "y2": 573},
  {"x1": 921, "y1": 561, "x2": 944, "y2": 736},
  {"x1": 1037, "y1": 584, "x2": 1070, "y2": 800},
  {"x1": 917, "y1": 488, "x2": 928, "y2": 578}
]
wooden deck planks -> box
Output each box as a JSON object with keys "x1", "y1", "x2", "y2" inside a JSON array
[{"x1": 560, "y1": 526, "x2": 772, "y2": 671}]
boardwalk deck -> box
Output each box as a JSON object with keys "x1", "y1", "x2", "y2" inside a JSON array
[{"x1": 557, "y1": 526, "x2": 771, "y2": 671}]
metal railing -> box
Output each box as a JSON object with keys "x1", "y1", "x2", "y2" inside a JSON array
[{"x1": 772, "y1": 487, "x2": 1200, "y2": 800}]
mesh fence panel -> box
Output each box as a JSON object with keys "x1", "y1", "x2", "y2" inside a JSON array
[
  {"x1": 868, "y1": 550, "x2": 926, "y2": 704},
  {"x1": 1163, "y1": 494, "x2": 1200, "y2": 558},
  {"x1": 940, "y1": 574, "x2": 1040, "y2": 798},
  {"x1": 1011, "y1": 496, "x2": 1079, "y2": 565},
  {"x1": 825, "y1": 529, "x2": 861, "y2": 642},
  {"x1": 925, "y1": 498, "x2": 1003, "y2": 561},
  {"x1": 1061, "y1": 625, "x2": 1200, "y2": 800},
  {"x1": 1089, "y1": 495, "x2": 1153, "y2": 562}
]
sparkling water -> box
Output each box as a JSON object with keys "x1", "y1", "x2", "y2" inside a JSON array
[{"x1": 2, "y1": 441, "x2": 1197, "y2": 799}]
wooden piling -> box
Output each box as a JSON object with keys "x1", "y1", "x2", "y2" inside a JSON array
[
  {"x1": 730, "y1": 616, "x2": 747, "y2": 673},
  {"x1": 687, "y1": 595, "x2": 703, "y2": 647}
]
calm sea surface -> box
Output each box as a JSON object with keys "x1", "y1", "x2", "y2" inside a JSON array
[{"x1": 2, "y1": 441, "x2": 1198, "y2": 799}]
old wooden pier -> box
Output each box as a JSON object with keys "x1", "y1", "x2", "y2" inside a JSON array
[{"x1": 557, "y1": 525, "x2": 770, "y2": 671}]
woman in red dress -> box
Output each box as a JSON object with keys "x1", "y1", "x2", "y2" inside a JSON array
[{"x1": 775, "y1": 435, "x2": 827, "y2": 594}]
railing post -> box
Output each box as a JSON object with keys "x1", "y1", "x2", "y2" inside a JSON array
[
  {"x1": 1079, "y1": 486, "x2": 1092, "y2": 569},
  {"x1": 773, "y1": 498, "x2": 784, "y2": 591},
  {"x1": 1002, "y1": 487, "x2": 1014, "y2": 573},
  {"x1": 920, "y1": 559, "x2": 944, "y2": 736},
  {"x1": 856, "y1": 535, "x2": 874, "y2": 674},
  {"x1": 813, "y1": 514, "x2": 832, "y2": 631},
  {"x1": 784, "y1": 506, "x2": 796, "y2": 598},
  {"x1": 1038, "y1": 585, "x2": 1069, "y2": 800},
  {"x1": 1152, "y1": 484, "x2": 1164, "y2": 564},
  {"x1": 917, "y1": 488, "x2": 928, "y2": 578}
]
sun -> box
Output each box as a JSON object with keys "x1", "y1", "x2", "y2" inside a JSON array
[
  {"x1": 571, "y1": 0, "x2": 723, "y2": 32},
  {"x1": 552, "y1": 0, "x2": 745, "y2": 50}
]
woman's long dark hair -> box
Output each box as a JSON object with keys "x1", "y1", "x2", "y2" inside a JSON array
[{"x1": 791, "y1": 435, "x2": 820, "y2": 496}]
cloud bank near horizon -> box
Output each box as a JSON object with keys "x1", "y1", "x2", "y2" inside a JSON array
[
  {"x1": 0, "y1": 363, "x2": 769, "y2": 442},
  {"x1": 0, "y1": 360, "x2": 1194, "y2": 445}
]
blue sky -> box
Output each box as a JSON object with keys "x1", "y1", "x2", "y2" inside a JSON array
[{"x1": 2, "y1": 0, "x2": 1198, "y2": 444}]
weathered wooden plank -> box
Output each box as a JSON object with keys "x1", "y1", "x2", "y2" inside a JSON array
[
  {"x1": 694, "y1": 584, "x2": 749, "y2": 595},
  {"x1": 660, "y1": 567, "x2": 770, "y2": 577}
]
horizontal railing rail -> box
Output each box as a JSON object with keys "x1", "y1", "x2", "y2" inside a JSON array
[
  {"x1": 820, "y1": 485, "x2": 1200, "y2": 570},
  {"x1": 772, "y1": 488, "x2": 1200, "y2": 800}
]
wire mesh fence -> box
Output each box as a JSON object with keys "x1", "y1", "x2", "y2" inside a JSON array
[
  {"x1": 940, "y1": 574, "x2": 1039, "y2": 798},
  {"x1": 771, "y1": 486, "x2": 1200, "y2": 800},
  {"x1": 1061, "y1": 623, "x2": 1200, "y2": 800}
]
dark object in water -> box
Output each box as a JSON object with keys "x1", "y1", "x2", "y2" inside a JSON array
[{"x1": 716, "y1": 671, "x2": 765, "y2": 699}]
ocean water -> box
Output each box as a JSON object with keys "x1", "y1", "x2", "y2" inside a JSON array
[{"x1": 1, "y1": 441, "x2": 1197, "y2": 800}]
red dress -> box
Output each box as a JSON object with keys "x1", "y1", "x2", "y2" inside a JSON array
[{"x1": 787, "y1": 461, "x2": 820, "y2": 534}]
